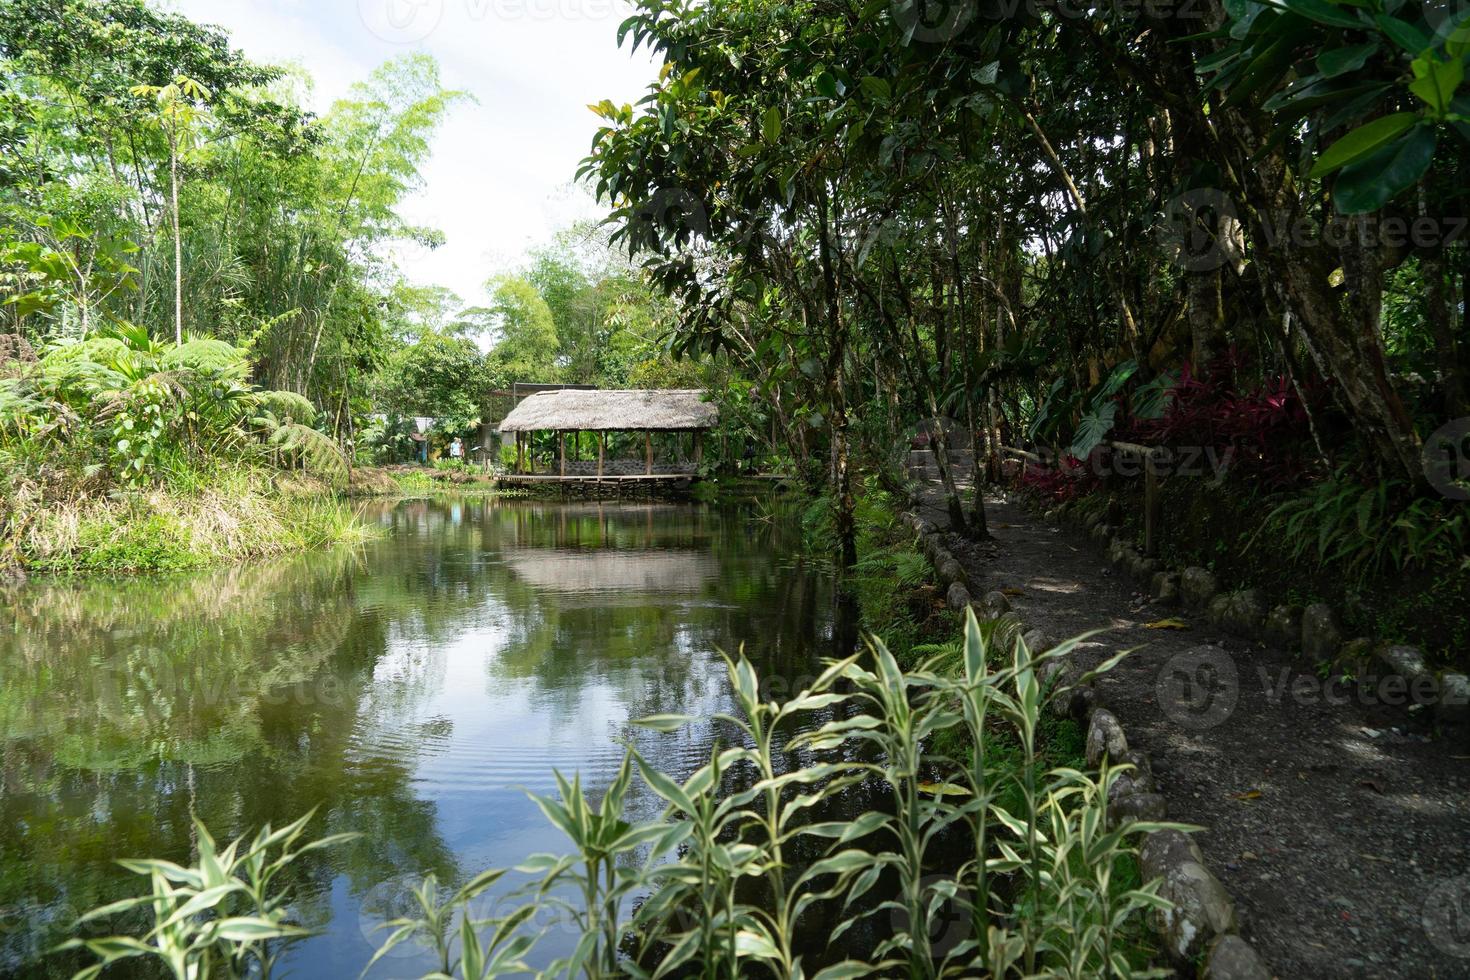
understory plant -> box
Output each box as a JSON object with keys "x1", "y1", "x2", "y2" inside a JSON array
[
  {"x1": 66, "y1": 613, "x2": 1177, "y2": 978},
  {"x1": 0, "y1": 324, "x2": 347, "y2": 492},
  {"x1": 59, "y1": 811, "x2": 357, "y2": 980},
  {"x1": 1251, "y1": 465, "x2": 1470, "y2": 583}
]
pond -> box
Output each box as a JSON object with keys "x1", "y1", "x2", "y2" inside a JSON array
[{"x1": 0, "y1": 494, "x2": 846, "y2": 978}]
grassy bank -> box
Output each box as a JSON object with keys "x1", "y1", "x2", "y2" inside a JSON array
[
  {"x1": 6, "y1": 471, "x2": 374, "y2": 574},
  {"x1": 0, "y1": 331, "x2": 383, "y2": 576}
]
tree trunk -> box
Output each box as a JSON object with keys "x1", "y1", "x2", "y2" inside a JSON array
[
  {"x1": 170, "y1": 138, "x2": 183, "y2": 345},
  {"x1": 1425, "y1": 247, "x2": 1469, "y2": 419},
  {"x1": 1187, "y1": 265, "x2": 1225, "y2": 367}
]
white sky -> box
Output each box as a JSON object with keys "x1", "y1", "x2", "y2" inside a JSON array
[{"x1": 170, "y1": 0, "x2": 660, "y2": 305}]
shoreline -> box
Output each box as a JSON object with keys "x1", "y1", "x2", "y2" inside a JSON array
[{"x1": 5, "y1": 471, "x2": 380, "y2": 576}]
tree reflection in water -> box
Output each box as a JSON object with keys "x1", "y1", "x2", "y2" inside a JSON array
[{"x1": 0, "y1": 494, "x2": 838, "y2": 978}]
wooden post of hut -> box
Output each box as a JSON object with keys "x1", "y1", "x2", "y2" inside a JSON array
[
  {"x1": 559, "y1": 432, "x2": 567, "y2": 477},
  {"x1": 694, "y1": 431, "x2": 703, "y2": 470},
  {"x1": 645, "y1": 431, "x2": 653, "y2": 475},
  {"x1": 597, "y1": 432, "x2": 605, "y2": 481}
]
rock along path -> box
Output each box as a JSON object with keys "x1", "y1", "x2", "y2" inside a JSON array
[{"x1": 916, "y1": 486, "x2": 1470, "y2": 979}]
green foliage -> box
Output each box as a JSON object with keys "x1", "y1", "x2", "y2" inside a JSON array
[
  {"x1": 1252, "y1": 467, "x2": 1470, "y2": 583},
  {"x1": 65, "y1": 620, "x2": 1174, "y2": 978},
  {"x1": 376, "y1": 331, "x2": 489, "y2": 436},
  {"x1": 1, "y1": 2, "x2": 464, "y2": 430},
  {"x1": 479, "y1": 276, "x2": 560, "y2": 388},
  {"x1": 60, "y1": 810, "x2": 356, "y2": 980},
  {"x1": 1, "y1": 329, "x2": 346, "y2": 489},
  {"x1": 364, "y1": 869, "x2": 533, "y2": 978},
  {"x1": 1204, "y1": 0, "x2": 1467, "y2": 214},
  {"x1": 23, "y1": 474, "x2": 372, "y2": 573}
]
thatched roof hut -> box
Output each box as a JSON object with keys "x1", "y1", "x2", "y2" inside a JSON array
[{"x1": 499, "y1": 389, "x2": 716, "y2": 433}]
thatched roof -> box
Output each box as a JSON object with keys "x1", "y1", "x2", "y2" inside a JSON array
[{"x1": 499, "y1": 389, "x2": 717, "y2": 433}]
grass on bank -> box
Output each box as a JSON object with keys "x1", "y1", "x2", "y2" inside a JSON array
[
  {"x1": 11, "y1": 471, "x2": 374, "y2": 574},
  {"x1": 0, "y1": 329, "x2": 377, "y2": 575}
]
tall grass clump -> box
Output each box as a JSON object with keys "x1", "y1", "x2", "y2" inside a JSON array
[
  {"x1": 0, "y1": 325, "x2": 368, "y2": 571},
  {"x1": 66, "y1": 613, "x2": 1179, "y2": 978}
]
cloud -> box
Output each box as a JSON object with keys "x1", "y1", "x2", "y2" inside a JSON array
[{"x1": 171, "y1": 0, "x2": 658, "y2": 304}]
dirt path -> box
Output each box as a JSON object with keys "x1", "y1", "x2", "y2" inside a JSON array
[{"x1": 918, "y1": 486, "x2": 1470, "y2": 979}]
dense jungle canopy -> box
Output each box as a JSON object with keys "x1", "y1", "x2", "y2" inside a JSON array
[{"x1": 1, "y1": 0, "x2": 1466, "y2": 578}]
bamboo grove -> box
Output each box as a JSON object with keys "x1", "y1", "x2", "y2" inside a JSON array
[{"x1": 0, "y1": 0, "x2": 464, "y2": 426}]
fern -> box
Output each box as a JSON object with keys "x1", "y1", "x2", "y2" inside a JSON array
[
  {"x1": 38, "y1": 337, "x2": 130, "y2": 372},
  {"x1": 0, "y1": 379, "x2": 46, "y2": 435},
  {"x1": 1252, "y1": 468, "x2": 1470, "y2": 583},
  {"x1": 266, "y1": 422, "x2": 348, "y2": 485},
  {"x1": 160, "y1": 338, "x2": 249, "y2": 377},
  {"x1": 251, "y1": 390, "x2": 319, "y2": 425},
  {"x1": 893, "y1": 549, "x2": 930, "y2": 586}
]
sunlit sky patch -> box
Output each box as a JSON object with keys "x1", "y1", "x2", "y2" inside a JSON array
[{"x1": 172, "y1": 0, "x2": 660, "y2": 306}]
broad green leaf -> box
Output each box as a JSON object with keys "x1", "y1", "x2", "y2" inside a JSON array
[
  {"x1": 1309, "y1": 112, "x2": 1418, "y2": 177},
  {"x1": 1280, "y1": 0, "x2": 1361, "y2": 28},
  {"x1": 1331, "y1": 124, "x2": 1436, "y2": 213},
  {"x1": 1374, "y1": 13, "x2": 1432, "y2": 54},
  {"x1": 760, "y1": 106, "x2": 782, "y2": 144},
  {"x1": 1409, "y1": 54, "x2": 1464, "y2": 115},
  {"x1": 1316, "y1": 41, "x2": 1379, "y2": 77}
]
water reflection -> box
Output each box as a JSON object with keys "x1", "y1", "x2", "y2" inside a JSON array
[{"x1": 0, "y1": 495, "x2": 837, "y2": 977}]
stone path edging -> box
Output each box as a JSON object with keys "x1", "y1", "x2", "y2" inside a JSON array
[
  {"x1": 897, "y1": 500, "x2": 1271, "y2": 979},
  {"x1": 1048, "y1": 497, "x2": 1468, "y2": 731}
]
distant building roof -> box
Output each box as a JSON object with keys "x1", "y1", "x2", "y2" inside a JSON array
[{"x1": 498, "y1": 389, "x2": 717, "y2": 433}]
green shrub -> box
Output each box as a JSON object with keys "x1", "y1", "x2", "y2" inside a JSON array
[
  {"x1": 59, "y1": 811, "x2": 356, "y2": 980},
  {"x1": 1, "y1": 326, "x2": 346, "y2": 491}
]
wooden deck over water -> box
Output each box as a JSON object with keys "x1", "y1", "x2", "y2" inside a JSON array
[{"x1": 496, "y1": 472, "x2": 697, "y2": 485}]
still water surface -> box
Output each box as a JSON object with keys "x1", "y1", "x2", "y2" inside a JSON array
[{"x1": 0, "y1": 495, "x2": 841, "y2": 977}]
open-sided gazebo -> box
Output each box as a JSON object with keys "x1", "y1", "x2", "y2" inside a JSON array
[{"x1": 497, "y1": 389, "x2": 717, "y2": 483}]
